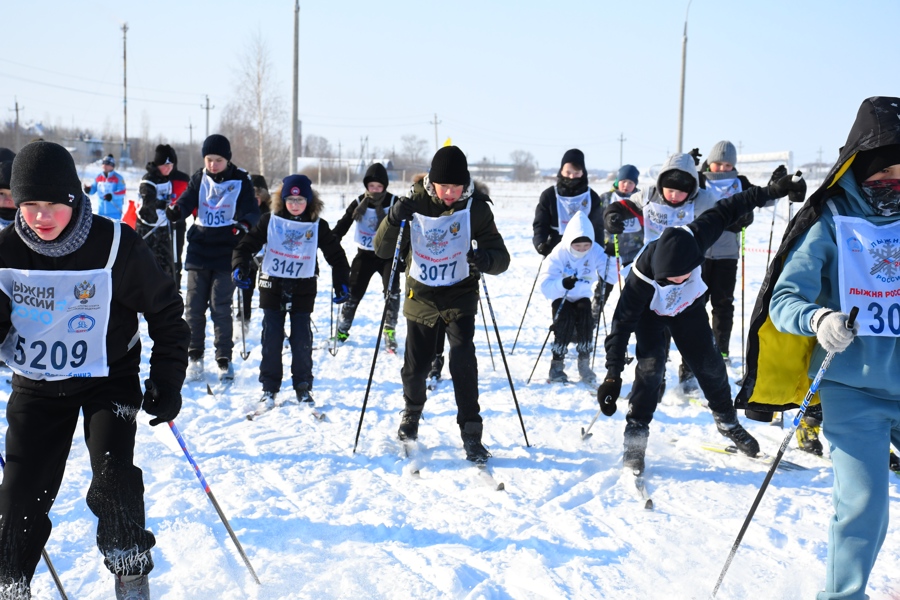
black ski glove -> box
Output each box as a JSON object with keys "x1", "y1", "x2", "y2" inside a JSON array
[
  {"x1": 333, "y1": 283, "x2": 350, "y2": 304},
  {"x1": 388, "y1": 198, "x2": 417, "y2": 226},
  {"x1": 766, "y1": 169, "x2": 807, "y2": 203},
  {"x1": 604, "y1": 209, "x2": 625, "y2": 234},
  {"x1": 143, "y1": 380, "x2": 182, "y2": 426},
  {"x1": 83, "y1": 184, "x2": 92, "y2": 194},
  {"x1": 165, "y1": 204, "x2": 181, "y2": 222},
  {"x1": 688, "y1": 148, "x2": 702, "y2": 166},
  {"x1": 597, "y1": 376, "x2": 622, "y2": 417},
  {"x1": 562, "y1": 275, "x2": 578, "y2": 290},
  {"x1": 467, "y1": 247, "x2": 492, "y2": 273},
  {"x1": 233, "y1": 266, "x2": 251, "y2": 290},
  {"x1": 103, "y1": 193, "x2": 113, "y2": 201}
]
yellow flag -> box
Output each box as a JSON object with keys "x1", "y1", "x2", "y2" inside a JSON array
[{"x1": 442, "y1": 138, "x2": 453, "y2": 147}]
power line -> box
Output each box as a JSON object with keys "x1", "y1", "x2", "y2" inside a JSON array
[{"x1": 0, "y1": 71, "x2": 200, "y2": 107}]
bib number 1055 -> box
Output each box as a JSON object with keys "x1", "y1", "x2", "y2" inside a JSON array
[
  {"x1": 418, "y1": 261, "x2": 458, "y2": 282},
  {"x1": 12, "y1": 336, "x2": 88, "y2": 370}
]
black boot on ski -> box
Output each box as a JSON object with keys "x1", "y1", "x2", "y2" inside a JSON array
[
  {"x1": 713, "y1": 409, "x2": 760, "y2": 457},
  {"x1": 428, "y1": 354, "x2": 444, "y2": 382},
  {"x1": 678, "y1": 363, "x2": 699, "y2": 395},
  {"x1": 623, "y1": 421, "x2": 650, "y2": 475},
  {"x1": 577, "y1": 352, "x2": 597, "y2": 386},
  {"x1": 398, "y1": 404, "x2": 424, "y2": 441},
  {"x1": 549, "y1": 352, "x2": 569, "y2": 383},
  {"x1": 460, "y1": 421, "x2": 491, "y2": 464},
  {"x1": 890, "y1": 452, "x2": 900, "y2": 474},
  {"x1": 295, "y1": 382, "x2": 314, "y2": 405}
]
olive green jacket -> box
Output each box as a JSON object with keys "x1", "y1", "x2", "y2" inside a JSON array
[{"x1": 374, "y1": 178, "x2": 510, "y2": 327}]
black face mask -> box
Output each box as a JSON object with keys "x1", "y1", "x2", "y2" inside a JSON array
[
  {"x1": 0, "y1": 207, "x2": 15, "y2": 221},
  {"x1": 861, "y1": 179, "x2": 900, "y2": 216},
  {"x1": 557, "y1": 174, "x2": 588, "y2": 196}
]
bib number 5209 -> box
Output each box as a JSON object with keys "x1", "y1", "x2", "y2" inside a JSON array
[{"x1": 13, "y1": 336, "x2": 88, "y2": 370}]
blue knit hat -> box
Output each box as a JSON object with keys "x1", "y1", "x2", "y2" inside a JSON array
[
  {"x1": 282, "y1": 174, "x2": 313, "y2": 200},
  {"x1": 616, "y1": 164, "x2": 640, "y2": 185}
]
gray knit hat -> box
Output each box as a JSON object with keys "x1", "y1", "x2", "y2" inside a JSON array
[{"x1": 707, "y1": 140, "x2": 737, "y2": 166}]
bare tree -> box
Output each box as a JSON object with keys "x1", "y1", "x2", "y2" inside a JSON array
[
  {"x1": 302, "y1": 134, "x2": 334, "y2": 158},
  {"x1": 218, "y1": 31, "x2": 288, "y2": 178},
  {"x1": 398, "y1": 134, "x2": 428, "y2": 169},
  {"x1": 511, "y1": 150, "x2": 538, "y2": 182}
]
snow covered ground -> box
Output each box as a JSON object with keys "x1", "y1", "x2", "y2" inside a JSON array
[{"x1": 4, "y1": 177, "x2": 900, "y2": 600}]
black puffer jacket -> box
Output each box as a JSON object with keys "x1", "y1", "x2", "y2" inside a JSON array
[
  {"x1": 233, "y1": 192, "x2": 350, "y2": 313},
  {"x1": 0, "y1": 217, "x2": 189, "y2": 396},
  {"x1": 174, "y1": 163, "x2": 260, "y2": 271},
  {"x1": 532, "y1": 184, "x2": 605, "y2": 253}
]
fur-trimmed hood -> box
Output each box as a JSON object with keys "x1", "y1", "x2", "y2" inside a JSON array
[{"x1": 270, "y1": 183, "x2": 324, "y2": 221}]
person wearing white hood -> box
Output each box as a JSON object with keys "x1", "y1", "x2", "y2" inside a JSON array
[{"x1": 538, "y1": 211, "x2": 618, "y2": 384}]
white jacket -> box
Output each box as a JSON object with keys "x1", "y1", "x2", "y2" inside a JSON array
[{"x1": 539, "y1": 211, "x2": 617, "y2": 301}]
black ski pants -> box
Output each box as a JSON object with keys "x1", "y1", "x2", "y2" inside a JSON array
[
  {"x1": 627, "y1": 301, "x2": 733, "y2": 426},
  {"x1": 401, "y1": 315, "x2": 482, "y2": 426},
  {"x1": 550, "y1": 297, "x2": 594, "y2": 357},
  {"x1": 259, "y1": 307, "x2": 313, "y2": 393},
  {"x1": 0, "y1": 377, "x2": 155, "y2": 587},
  {"x1": 340, "y1": 250, "x2": 401, "y2": 331},
  {"x1": 701, "y1": 258, "x2": 738, "y2": 355}
]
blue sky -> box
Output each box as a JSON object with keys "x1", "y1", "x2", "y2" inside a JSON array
[{"x1": 3, "y1": 0, "x2": 897, "y2": 174}]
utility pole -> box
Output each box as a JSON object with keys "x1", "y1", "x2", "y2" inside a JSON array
[
  {"x1": 186, "y1": 120, "x2": 195, "y2": 174},
  {"x1": 618, "y1": 133, "x2": 627, "y2": 167},
  {"x1": 202, "y1": 95, "x2": 215, "y2": 138},
  {"x1": 738, "y1": 141, "x2": 744, "y2": 155},
  {"x1": 676, "y1": 0, "x2": 692, "y2": 154},
  {"x1": 430, "y1": 113, "x2": 441, "y2": 152},
  {"x1": 8, "y1": 98, "x2": 23, "y2": 151},
  {"x1": 122, "y1": 23, "x2": 129, "y2": 162},
  {"x1": 290, "y1": 0, "x2": 300, "y2": 173}
]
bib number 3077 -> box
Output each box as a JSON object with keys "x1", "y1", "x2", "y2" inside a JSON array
[
  {"x1": 418, "y1": 261, "x2": 458, "y2": 282},
  {"x1": 12, "y1": 335, "x2": 88, "y2": 371}
]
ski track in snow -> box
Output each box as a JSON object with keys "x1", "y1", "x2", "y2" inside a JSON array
[{"x1": 2, "y1": 177, "x2": 899, "y2": 599}]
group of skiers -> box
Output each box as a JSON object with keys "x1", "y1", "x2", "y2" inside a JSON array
[{"x1": 0, "y1": 95, "x2": 897, "y2": 599}]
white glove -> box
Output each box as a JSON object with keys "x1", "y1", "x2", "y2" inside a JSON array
[{"x1": 811, "y1": 308, "x2": 858, "y2": 353}]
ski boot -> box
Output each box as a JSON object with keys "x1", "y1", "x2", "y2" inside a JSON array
[
  {"x1": 398, "y1": 404, "x2": 424, "y2": 441},
  {"x1": 115, "y1": 574, "x2": 150, "y2": 600},
  {"x1": 330, "y1": 330, "x2": 349, "y2": 344},
  {"x1": 383, "y1": 327, "x2": 398, "y2": 353},
  {"x1": 795, "y1": 419, "x2": 823, "y2": 456},
  {"x1": 713, "y1": 409, "x2": 760, "y2": 457},
  {"x1": 623, "y1": 421, "x2": 650, "y2": 475},
  {"x1": 890, "y1": 451, "x2": 900, "y2": 475},
  {"x1": 428, "y1": 354, "x2": 444, "y2": 381},
  {"x1": 678, "y1": 363, "x2": 699, "y2": 395},
  {"x1": 577, "y1": 352, "x2": 597, "y2": 386},
  {"x1": 259, "y1": 391, "x2": 276, "y2": 411},
  {"x1": 548, "y1": 352, "x2": 569, "y2": 383},
  {"x1": 295, "y1": 382, "x2": 314, "y2": 404},
  {"x1": 460, "y1": 422, "x2": 491, "y2": 464},
  {"x1": 186, "y1": 358, "x2": 204, "y2": 382},
  {"x1": 216, "y1": 357, "x2": 234, "y2": 382}
]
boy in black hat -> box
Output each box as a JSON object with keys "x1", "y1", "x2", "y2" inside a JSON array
[
  {"x1": 597, "y1": 168, "x2": 805, "y2": 474},
  {"x1": 373, "y1": 146, "x2": 510, "y2": 463},
  {"x1": 0, "y1": 141, "x2": 189, "y2": 599},
  {"x1": 597, "y1": 164, "x2": 642, "y2": 315},
  {"x1": 166, "y1": 134, "x2": 260, "y2": 383},
  {"x1": 331, "y1": 163, "x2": 404, "y2": 350}
]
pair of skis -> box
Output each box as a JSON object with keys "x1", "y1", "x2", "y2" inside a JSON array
[{"x1": 402, "y1": 440, "x2": 504, "y2": 491}]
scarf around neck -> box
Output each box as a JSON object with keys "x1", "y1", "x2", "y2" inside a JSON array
[{"x1": 15, "y1": 199, "x2": 94, "y2": 257}]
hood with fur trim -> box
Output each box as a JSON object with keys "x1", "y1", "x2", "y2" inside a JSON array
[{"x1": 270, "y1": 183, "x2": 324, "y2": 221}]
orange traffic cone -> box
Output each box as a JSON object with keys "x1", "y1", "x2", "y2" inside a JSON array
[{"x1": 123, "y1": 200, "x2": 137, "y2": 229}]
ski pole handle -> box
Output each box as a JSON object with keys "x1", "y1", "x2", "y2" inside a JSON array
[
  {"x1": 792, "y1": 170, "x2": 803, "y2": 182},
  {"x1": 471, "y1": 240, "x2": 478, "y2": 250}
]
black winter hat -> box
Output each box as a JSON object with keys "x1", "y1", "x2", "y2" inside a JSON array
[
  {"x1": 363, "y1": 163, "x2": 389, "y2": 189},
  {"x1": 658, "y1": 169, "x2": 696, "y2": 195},
  {"x1": 154, "y1": 144, "x2": 178, "y2": 166},
  {"x1": 429, "y1": 146, "x2": 469, "y2": 185},
  {"x1": 201, "y1": 134, "x2": 232, "y2": 161},
  {"x1": 250, "y1": 174, "x2": 268, "y2": 190},
  {"x1": 560, "y1": 148, "x2": 586, "y2": 172},
  {"x1": 851, "y1": 143, "x2": 900, "y2": 184},
  {"x1": 0, "y1": 148, "x2": 15, "y2": 163},
  {"x1": 651, "y1": 226, "x2": 704, "y2": 280},
  {"x1": 0, "y1": 161, "x2": 12, "y2": 190},
  {"x1": 11, "y1": 141, "x2": 83, "y2": 208}
]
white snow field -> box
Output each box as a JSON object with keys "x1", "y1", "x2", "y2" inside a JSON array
[{"x1": 3, "y1": 177, "x2": 899, "y2": 600}]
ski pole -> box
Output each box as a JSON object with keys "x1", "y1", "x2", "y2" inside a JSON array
[
  {"x1": 478, "y1": 295, "x2": 496, "y2": 371},
  {"x1": 741, "y1": 225, "x2": 747, "y2": 379},
  {"x1": 471, "y1": 240, "x2": 530, "y2": 447},
  {"x1": 353, "y1": 220, "x2": 406, "y2": 453},
  {"x1": 0, "y1": 454, "x2": 69, "y2": 600},
  {"x1": 612, "y1": 235, "x2": 633, "y2": 365},
  {"x1": 510, "y1": 259, "x2": 543, "y2": 355},
  {"x1": 168, "y1": 222, "x2": 178, "y2": 285},
  {"x1": 527, "y1": 290, "x2": 570, "y2": 385},
  {"x1": 711, "y1": 307, "x2": 858, "y2": 598},
  {"x1": 592, "y1": 256, "x2": 612, "y2": 370},
  {"x1": 236, "y1": 289, "x2": 249, "y2": 360},
  {"x1": 581, "y1": 406, "x2": 603, "y2": 440},
  {"x1": 328, "y1": 290, "x2": 339, "y2": 357},
  {"x1": 165, "y1": 415, "x2": 261, "y2": 585}
]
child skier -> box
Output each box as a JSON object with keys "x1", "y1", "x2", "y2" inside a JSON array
[
  {"x1": 538, "y1": 211, "x2": 617, "y2": 385},
  {"x1": 166, "y1": 134, "x2": 260, "y2": 383},
  {"x1": 0, "y1": 141, "x2": 189, "y2": 599},
  {"x1": 374, "y1": 146, "x2": 510, "y2": 463},
  {"x1": 597, "y1": 168, "x2": 806, "y2": 475},
  {"x1": 237, "y1": 174, "x2": 271, "y2": 325},
  {"x1": 331, "y1": 163, "x2": 403, "y2": 351},
  {"x1": 233, "y1": 174, "x2": 350, "y2": 411},
  {"x1": 737, "y1": 96, "x2": 900, "y2": 600},
  {"x1": 0, "y1": 159, "x2": 15, "y2": 228},
  {"x1": 84, "y1": 154, "x2": 126, "y2": 220},
  {"x1": 136, "y1": 161, "x2": 178, "y2": 280},
  {"x1": 598, "y1": 164, "x2": 642, "y2": 314}
]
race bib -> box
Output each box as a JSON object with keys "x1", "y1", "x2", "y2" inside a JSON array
[
  {"x1": 410, "y1": 200, "x2": 472, "y2": 287},
  {"x1": 197, "y1": 173, "x2": 240, "y2": 228},
  {"x1": 261, "y1": 216, "x2": 318, "y2": 279},
  {"x1": 643, "y1": 201, "x2": 694, "y2": 244},
  {"x1": 556, "y1": 189, "x2": 591, "y2": 233}
]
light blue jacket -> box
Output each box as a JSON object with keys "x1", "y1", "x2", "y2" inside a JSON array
[{"x1": 770, "y1": 169, "x2": 900, "y2": 396}]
